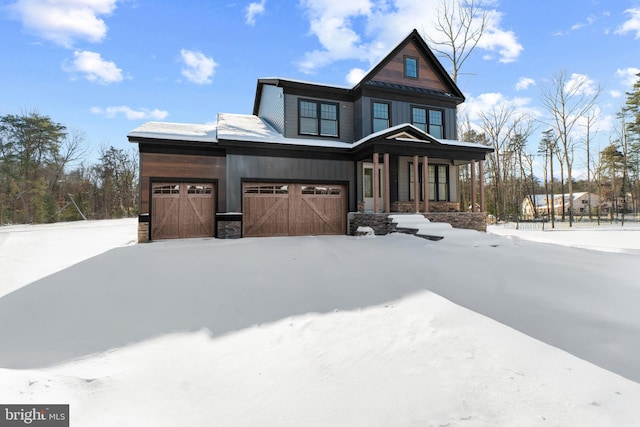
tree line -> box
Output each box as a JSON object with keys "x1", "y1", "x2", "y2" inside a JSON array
[
  {"x1": 0, "y1": 112, "x2": 138, "y2": 224},
  {"x1": 458, "y1": 71, "x2": 640, "y2": 224}
]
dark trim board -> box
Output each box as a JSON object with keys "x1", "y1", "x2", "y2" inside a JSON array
[
  {"x1": 221, "y1": 141, "x2": 353, "y2": 161},
  {"x1": 139, "y1": 142, "x2": 226, "y2": 157}
]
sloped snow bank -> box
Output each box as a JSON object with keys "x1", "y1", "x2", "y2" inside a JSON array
[
  {"x1": 0, "y1": 219, "x2": 137, "y2": 297},
  {"x1": 2, "y1": 292, "x2": 640, "y2": 427}
]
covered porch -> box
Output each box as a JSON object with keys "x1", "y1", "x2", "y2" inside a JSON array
[{"x1": 349, "y1": 125, "x2": 493, "y2": 233}]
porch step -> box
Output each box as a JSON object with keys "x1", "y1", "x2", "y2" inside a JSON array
[{"x1": 389, "y1": 214, "x2": 451, "y2": 241}]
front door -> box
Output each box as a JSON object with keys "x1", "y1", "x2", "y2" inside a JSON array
[{"x1": 363, "y1": 162, "x2": 384, "y2": 212}]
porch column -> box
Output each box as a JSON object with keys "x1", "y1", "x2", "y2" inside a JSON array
[
  {"x1": 373, "y1": 153, "x2": 380, "y2": 213},
  {"x1": 383, "y1": 153, "x2": 390, "y2": 213},
  {"x1": 479, "y1": 160, "x2": 486, "y2": 212},
  {"x1": 413, "y1": 155, "x2": 420, "y2": 213},
  {"x1": 470, "y1": 159, "x2": 477, "y2": 211},
  {"x1": 422, "y1": 156, "x2": 429, "y2": 213}
]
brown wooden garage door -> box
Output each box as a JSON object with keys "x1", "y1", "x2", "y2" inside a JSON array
[
  {"x1": 151, "y1": 182, "x2": 215, "y2": 239},
  {"x1": 243, "y1": 183, "x2": 346, "y2": 237}
]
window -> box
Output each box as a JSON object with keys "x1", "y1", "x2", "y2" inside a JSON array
[
  {"x1": 409, "y1": 163, "x2": 449, "y2": 201},
  {"x1": 301, "y1": 186, "x2": 341, "y2": 195},
  {"x1": 433, "y1": 164, "x2": 449, "y2": 201},
  {"x1": 409, "y1": 163, "x2": 424, "y2": 201},
  {"x1": 153, "y1": 184, "x2": 179, "y2": 194},
  {"x1": 411, "y1": 108, "x2": 427, "y2": 132},
  {"x1": 411, "y1": 107, "x2": 444, "y2": 138},
  {"x1": 244, "y1": 185, "x2": 288, "y2": 194},
  {"x1": 429, "y1": 110, "x2": 443, "y2": 138},
  {"x1": 404, "y1": 56, "x2": 418, "y2": 79},
  {"x1": 299, "y1": 100, "x2": 338, "y2": 137},
  {"x1": 187, "y1": 184, "x2": 212, "y2": 195},
  {"x1": 372, "y1": 102, "x2": 390, "y2": 132}
]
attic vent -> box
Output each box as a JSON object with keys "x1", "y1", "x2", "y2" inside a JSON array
[{"x1": 387, "y1": 131, "x2": 416, "y2": 140}]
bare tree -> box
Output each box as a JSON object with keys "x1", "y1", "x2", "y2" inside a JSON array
[
  {"x1": 478, "y1": 102, "x2": 521, "y2": 219},
  {"x1": 539, "y1": 70, "x2": 600, "y2": 226},
  {"x1": 424, "y1": 0, "x2": 489, "y2": 83},
  {"x1": 582, "y1": 112, "x2": 598, "y2": 219}
]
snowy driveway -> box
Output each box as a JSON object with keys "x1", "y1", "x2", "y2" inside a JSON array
[{"x1": 0, "y1": 227, "x2": 639, "y2": 384}]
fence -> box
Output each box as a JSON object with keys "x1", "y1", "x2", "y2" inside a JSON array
[{"x1": 496, "y1": 216, "x2": 640, "y2": 231}]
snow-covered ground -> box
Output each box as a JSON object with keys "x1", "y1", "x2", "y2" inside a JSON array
[{"x1": 1, "y1": 219, "x2": 639, "y2": 426}]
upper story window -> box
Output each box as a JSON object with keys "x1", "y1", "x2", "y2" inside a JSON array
[
  {"x1": 299, "y1": 99, "x2": 339, "y2": 137},
  {"x1": 404, "y1": 56, "x2": 418, "y2": 79},
  {"x1": 411, "y1": 106, "x2": 444, "y2": 138},
  {"x1": 372, "y1": 102, "x2": 390, "y2": 133}
]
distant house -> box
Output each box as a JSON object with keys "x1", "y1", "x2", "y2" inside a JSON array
[
  {"x1": 128, "y1": 30, "x2": 493, "y2": 241},
  {"x1": 521, "y1": 192, "x2": 600, "y2": 220}
]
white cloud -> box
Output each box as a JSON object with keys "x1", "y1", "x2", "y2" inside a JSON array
[
  {"x1": 610, "y1": 90, "x2": 623, "y2": 99},
  {"x1": 565, "y1": 73, "x2": 599, "y2": 97},
  {"x1": 297, "y1": 0, "x2": 523, "y2": 74},
  {"x1": 475, "y1": 10, "x2": 523, "y2": 63},
  {"x1": 64, "y1": 50, "x2": 123, "y2": 84},
  {"x1": 515, "y1": 77, "x2": 535, "y2": 91},
  {"x1": 570, "y1": 16, "x2": 596, "y2": 31},
  {"x1": 458, "y1": 92, "x2": 539, "y2": 124},
  {"x1": 615, "y1": 67, "x2": 640, "y2": 87},
  {"x1": 297, "y1": 0, "x2": 376, "y2": 73},
  {"x1": 616, "y1": 7, "x2": 640, "y2": 38},
  {"x1": 245, "y1": 0, "x2": 266, "y2": 26},
  {"x1": 346, "y1": 68, "x2": 366, "y2": 85},
  {"x1": 8, "y1": 0, "x2": 118, "y2": 48},
  {"x1": 180, "y1": 49, "x2": 217, "y2": 85},
  {"x1": 90, "y1": 106, "x2": 169, "y2": 120}
]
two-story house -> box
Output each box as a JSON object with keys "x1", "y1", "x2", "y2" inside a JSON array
[{"x1": 128, "y1": 29, "x2": 493, "y2": 241}]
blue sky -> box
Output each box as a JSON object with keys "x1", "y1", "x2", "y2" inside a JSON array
[{"x1": 1, "y1": 0, "x2": 639, "y2": 176}]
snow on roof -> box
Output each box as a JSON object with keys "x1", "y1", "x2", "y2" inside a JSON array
[
  {"x1": 217, "y1": 113, "x2": 353, "y2": 149},
  {"x1": 127, "y1": 114, "x2": 491, "y2": 152},
  {"x1": 128, "y1": 121, "x2": 218, "y2": 143},
  {"x1": 260, "y1": 76, "x2": 351, "y2": 90},
  {"x1": 439, "y1": 139, "x2": 492, "y2": 150}
]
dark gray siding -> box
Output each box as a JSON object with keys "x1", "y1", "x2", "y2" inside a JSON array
[
  {"x1": 284, "y1": 94, "x2": 355, "y2": 143},
  {"x1": 258, "y1": 84, "x2": 285, "y2": 134},
  {"x1": 226, "y1": 154, "x2": 355, "y2": 212},
  {"x1": 359, "y1": 96, "x2": 458, "y2": 139}
]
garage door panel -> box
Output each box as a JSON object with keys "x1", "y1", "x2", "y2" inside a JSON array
[
  {"x1": 151, "y1": 182, "x2": 215, "y2": 240},
  {"x1": 243, "y1": 182, "x2": 346, "y2": 237},
  {"x1": 299, "y1": 195, "x2": 345, "y2": 235},
  {"x1": 244, "y1": 196, "x2": 289, "y2": 237}
]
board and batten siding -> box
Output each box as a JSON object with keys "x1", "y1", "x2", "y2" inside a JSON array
[
  {"x1": 258, "y1": 84, "x2": 285, "y2": 134},
  {"x1": 140, "y1": 152, "x2": 226, "y2": 213},
  {"x1": 284, "y1": 94, "x2": 355, "y2": 143},
  {"x1": 359, "y1": 97, "x2": 457, "y2": 140},
  {"x1": 226, "y1": 154, "x2": 355, "y2": 212}
]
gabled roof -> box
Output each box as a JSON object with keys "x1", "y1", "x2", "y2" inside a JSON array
[
  {"x1": 352, "y1": 29, "x2": 464, "y2": 101},
  {"x1": 253, "y1": 29, "x2": 464, "y2": 114}
]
